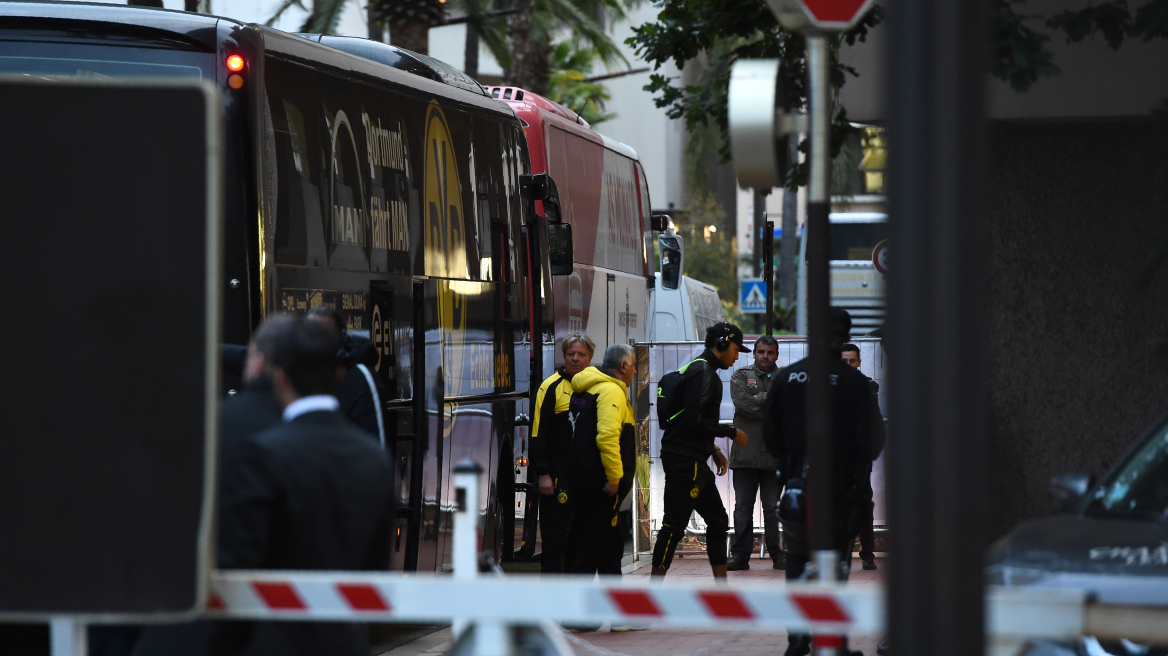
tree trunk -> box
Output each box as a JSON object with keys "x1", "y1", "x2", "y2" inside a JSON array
[
  {"x1": 185, "y1": 0, "x2": 198, "y2": 11},
  {"x1": 505, "y1": 0, "x2": 549, "y2": 95},
  {"x1": 128, "y1": 0, "x2": 164, "y2": 7},
  {"x1": 368, "y1": 5, "x2": 385, "y2": 42},
  {"x1": 390, "y1": 21, "x2": 429, "y2": 55},
  {"x1": 464, "y1": 21, "x2": 479, "y2": 79}
]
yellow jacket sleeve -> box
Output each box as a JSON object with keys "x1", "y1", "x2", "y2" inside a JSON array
[
  {"x1": 595, "y1": 383, "x2": 627, "y2": 485},
  {"x1": 532, "y1": 378, "x2": 549, "y2": 438}
]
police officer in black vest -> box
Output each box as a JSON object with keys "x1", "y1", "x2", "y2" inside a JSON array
[{"x1": 763, "y1": 309, "x2": 885, "y2": 656}]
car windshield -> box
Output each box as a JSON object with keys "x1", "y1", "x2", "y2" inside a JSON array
[{"x1": 1087, "y1": 419, "x2": 1168, "y2": 519}]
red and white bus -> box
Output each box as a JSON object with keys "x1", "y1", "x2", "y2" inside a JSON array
[{"x1": 487, "y1": 87, "x2": 653, "y2": 373}]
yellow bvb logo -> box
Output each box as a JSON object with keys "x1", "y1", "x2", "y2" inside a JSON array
[
  {"x1": 424, "y1": 101, "x2": 470, "y2": 406},
  {"x1": 690, "y1": 486, "x2": 700, "y2": 499},
  {"x1": 424, "y1": 101, "x2": 467, "y2": 279},
  {"x1": 558, "y1": 491, "x2": 568, "y2": 505}
]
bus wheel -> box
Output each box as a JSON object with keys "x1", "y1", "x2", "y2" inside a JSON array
[{"x1": 487, "y1": 440, "x2": 515, "y2": 567}]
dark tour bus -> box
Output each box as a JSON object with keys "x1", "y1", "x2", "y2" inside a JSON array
[{"x1": 0, "y1": 2, "x2": 571, "y2": 571}]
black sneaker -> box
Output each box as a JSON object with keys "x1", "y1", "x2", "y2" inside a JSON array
[
  {"x1": 772, "y1": 552, "x2": 787, "y2": 570},
  {"x1": 783, "y1": 634, "x2": 812, "y2": 656},
  {"x1": 726, "y1": 555, "x2": 750, "y2": 571},
  {"x1": 861, "y1": 554, "x2": 877, "y2": 571}
]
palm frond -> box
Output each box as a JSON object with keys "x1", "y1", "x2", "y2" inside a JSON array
[
  {"x1": 300, "y1": 0, "x2": 348, "y2": 34},
  {"x1": 535, "y1": 0, "x2": 628, "y2": 70},
  {"x1": 463, "y1": 0, "x2": 512, "y2": 70},
  {"x1": 265, "y1": 0, "x2": 307, "y2": 27}
]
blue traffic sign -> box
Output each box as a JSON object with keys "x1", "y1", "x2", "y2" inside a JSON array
[{"x1": 740, "y1": 279, "x2": 768, "y2": 314}]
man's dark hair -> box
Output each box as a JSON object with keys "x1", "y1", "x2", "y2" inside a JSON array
[
  {"x1": 305, "y1": 304, "x2": 346, "y2": 339},
  {"x1": 255, "y1": 313, "x2": 340, "y2": 396},
  {"x1": 755, "y1": 335, "x2": 778, "y2": 350},
  {"x1": 842, "y1": 343, "x2": 860, "y2": 355}
]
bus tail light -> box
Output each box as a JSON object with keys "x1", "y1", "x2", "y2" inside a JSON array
[{"x1": 225, "y1": 54, "x2": 245, "y2": 72}]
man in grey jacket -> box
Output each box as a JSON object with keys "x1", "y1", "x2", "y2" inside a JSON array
[{"x1": 727, "y1": 335, "x2": 785, "y2": 570}]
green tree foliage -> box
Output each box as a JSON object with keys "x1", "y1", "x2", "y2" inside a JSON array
[
  {"x1": 992, "y1": 0, "x2": 1060, "y2": 91},
  {"x1": 265, "y1": 0, "x2": 348, "y2": 35},
  {"x1": 672, "y1": 193, "x2": 737, "y2": 304},
  {"x1": 625, "y1": 0, "x2": 880, "y2": 184},
  {"x1": 504, "y1": 0, "x2": 633, "y2": 96},
  {"x1": 1047, "y1": 0, "x2": 1168, "y2": 46},
  {"x1": 548, "y1": 42, "x2": 617, "y2": 125},
  {"x1": 626, "y1": 0, "x2": 1168, "y2": 178}
]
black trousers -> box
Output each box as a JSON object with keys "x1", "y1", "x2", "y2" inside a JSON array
[
  {"x1": 730, "y1": 467, "x2": 781, "y2": 561},
  {"x1": 539, "y1": 479, "x2": 576, "y2": 574},
  {"x1": 857, "y1": 467, "x2": 876, "y2": 559},
  {"x1": 783, "y1": 513, "x2": 859, "y2": 656},
  {"x1": 651, "y1": 455, "x2": 729, "y2": 570},
  {"x1": 568, "y1": 488, "x2": 623, "y2": 576}
]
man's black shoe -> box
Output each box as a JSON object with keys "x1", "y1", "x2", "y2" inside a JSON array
[
  {"x1": 772, "y1": 552, "x2": 787, "y2": 570},
  {"x1": 861, "y1": 554, "x2": 877, "y2": 571},
  {"x1": 726, "y1": 555, "x2": 750, "y2": 571},
  {"x1": 783, "y1": 634, "x2": 812, "y2": 656}
]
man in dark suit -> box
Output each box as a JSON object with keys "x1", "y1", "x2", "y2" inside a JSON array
[
  {"x1": 131, "y1": 326, "x2": 287, "y2": 656},
  {"x1": 220, "y1": 314, "x2": 395, "y2": 655},
  {"x1": 134, "y1": 315, "x2": 394, "y2": 656},
  {"x1": 305, "y1": 304, "x2": 387, "y2": 446}
]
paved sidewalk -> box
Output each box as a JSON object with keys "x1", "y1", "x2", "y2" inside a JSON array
[{"x1": 376, "y1": 554, "x2": 886, "y2": 656}]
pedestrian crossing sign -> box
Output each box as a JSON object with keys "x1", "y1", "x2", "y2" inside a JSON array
[{"x1": 739, "y1": 279, "x2": 768, "y2": 314}]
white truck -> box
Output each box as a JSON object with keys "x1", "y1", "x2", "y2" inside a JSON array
[{"x1": 648, "y1": 228, "x2": 726, "y2": 342}]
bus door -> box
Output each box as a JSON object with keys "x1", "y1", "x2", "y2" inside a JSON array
[{"x1": 368, "y1": 278, "x2": 429, "y2": 571}]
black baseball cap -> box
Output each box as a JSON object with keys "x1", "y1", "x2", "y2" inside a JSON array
[{"x1": 707, "y1": 322, "x2": 751, "y2": 352}]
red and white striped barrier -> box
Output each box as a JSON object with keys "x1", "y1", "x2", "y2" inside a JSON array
[
  {"x1": 212, "y1": 569, "x2": 1159, "y2": 644},
  {"x1": 207, "y1": 571, "x2": 884, "y2": 634},
  {"x1": 207, "y1": 570, "x2": 1168, "y2": 646}
]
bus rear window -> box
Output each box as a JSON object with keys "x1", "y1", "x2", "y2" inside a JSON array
[
  {"x1": 0, "y1": 32, "x2": 212, "y2": 81},
  {"x1": 830, "y1": 221, "x2": 889, "y2": 261}
]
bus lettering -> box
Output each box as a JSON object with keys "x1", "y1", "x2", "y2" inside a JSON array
[{"x1": 362, "y1": 113, "x2": 405, "y2": 173}]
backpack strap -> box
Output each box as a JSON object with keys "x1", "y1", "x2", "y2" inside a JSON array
[{"x1": 355, "y1": 363, "x2": 385, "y2": 449}]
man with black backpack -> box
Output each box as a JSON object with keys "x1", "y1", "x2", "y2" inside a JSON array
[
  {"x1": 650, "y1": 323, "x2": 750, "y2": 579},
  {"x1": 565, "y1": 343, "x2": 636, "y2": 577},
  {"x1": 763, "y1": 309, "x2": 885, "y2": 656}
]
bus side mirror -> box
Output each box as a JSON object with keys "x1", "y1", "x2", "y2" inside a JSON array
[
  {"x1": 527, "y1": 172, "x2": 558, "y2": 202},
  {"x1": 658, "y1": 231, "x2": 682, "y2": 290},
  {"x1": 549, "y1": 221, "x2": 573, "y2": 276},
  {"x1": 543, "y1": 196, "x2": 562, "y2": 223}
]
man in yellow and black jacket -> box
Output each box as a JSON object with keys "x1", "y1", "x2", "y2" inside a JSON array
[
  {"x1": 566, "y1": 343, "x2": 636, "y2": 576},
  {"x1": 531, "y1": 333, "x2": 594, "y2": 574}
]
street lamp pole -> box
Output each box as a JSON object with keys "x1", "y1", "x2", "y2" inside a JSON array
[{"x1": 804, "y1": 33, "x2": 836, "y2": 584}]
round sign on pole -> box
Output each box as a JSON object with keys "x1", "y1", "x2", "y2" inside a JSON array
[
  {"x1": 872, "y1": 239, "x2": 889, "y2": 275},
  {"x1": 765, "y1": 0, "x2": 876, "y2": 31},
  {"x1": 728, "y1": 59, "x2": 783, "y2": 189}
]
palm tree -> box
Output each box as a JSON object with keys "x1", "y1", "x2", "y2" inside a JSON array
[
  {"x1": 266, "y1": 0, "x2": 357, "y2": 37},
  {"x1": 370, "y1": 0, "x2": 447, "y2": 55},
  {"x1": 458, "y1": 0, "x2": 512, "y2": 78},
  {"x1": 503, "y1": 0, "x2": 631, "y2": 96}
]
